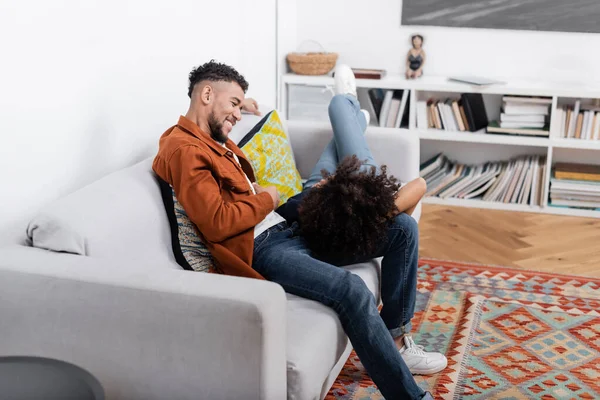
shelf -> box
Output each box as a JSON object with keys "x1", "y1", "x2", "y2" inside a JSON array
[
  {"x1": 423, "y1": 196, "x2": 600, "y2": 218},
  {"x1": 418, "y1": 129, "x2": 551, "y2": 147},
  {"x1": 550, "y1": 138, "x2": 600, "y2": 150},
  {"x1": 282, "y1": 72, "x2": 600, "y2": 218},
  {"x1": 285, "y1": 119, "x2": 411, "y2": 135},
  {"x1": 288, "y1": 121, "x2": 600, "y2": 151},
  {"x1": 423, "y1": 196, "x2": 544, "y2": 213},
  {"x1": 282, "y1": 73, "x2": 600, "y2": 99},
  {"x1": 544, "y1": 205, "x2": 600, "y2": 218}
]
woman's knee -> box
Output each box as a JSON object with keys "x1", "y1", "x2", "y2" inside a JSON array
[
  {"x1": 390, "y1": 213, "x2": 419, "y2": 243},
  {"x1": 328, "y1": 94, "x2": 357, "y2": 115}
]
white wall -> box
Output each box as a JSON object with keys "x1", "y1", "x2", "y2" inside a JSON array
[
  {"x1": 285, "y1": 0, "x2": 600, "y2": 84},
  {"x1": 0, "y1": 0, "x2": 276, "y2": 240}
]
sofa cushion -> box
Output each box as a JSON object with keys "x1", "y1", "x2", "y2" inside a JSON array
[
  {"x1": 156, "y1": 177, "x2": 217, "y2": 273},
  {"x1": 285, "y1": 259, "x2": 381, "y2": 400},
  {"x1": 27, "y1": 158, "x2": 178, "y2": 269},
  {"x1": 238, "y1": 110, "x2": 303, "y2": 206}
]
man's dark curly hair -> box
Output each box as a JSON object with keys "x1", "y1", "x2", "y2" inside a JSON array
[
  {"x1": 188, "y1": 59, "x2": 249, "y2": 98},
  {"x1": 299, "y1": 155, "x2": 401, "y2": 258}
]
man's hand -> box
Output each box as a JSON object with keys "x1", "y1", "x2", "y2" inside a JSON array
[
  {"x1": 253, "y1": 183, "x2": 280, "y2": 209},
  {"x1": 242, "y1": 98, "x2": 262, "y2": 116}
]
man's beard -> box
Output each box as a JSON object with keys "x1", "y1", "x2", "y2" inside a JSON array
[{"x1": 208, "y1": 112, "x2": 228, "y2": 143}]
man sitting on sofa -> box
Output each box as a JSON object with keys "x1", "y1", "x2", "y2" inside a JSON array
[{"x1": 152, "y1": 60, "x2": 441, "y2": 399}]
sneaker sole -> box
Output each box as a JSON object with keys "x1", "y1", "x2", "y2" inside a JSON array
[{"x1": 409, "y1": 359, "x2": 448, "y2": 375}]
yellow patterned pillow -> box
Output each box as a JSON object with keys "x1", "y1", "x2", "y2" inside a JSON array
[{"x1": 239, "y1": 110, "x2": 303, "y2": 206}]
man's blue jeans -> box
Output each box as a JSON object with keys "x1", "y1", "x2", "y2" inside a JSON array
[{"x1": 252, "y1": 95, "x2": 423, "y2": 399}]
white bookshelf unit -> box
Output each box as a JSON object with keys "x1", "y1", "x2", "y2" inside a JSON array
[{"x1": 279, "y1": 73, "x2": 600, "y2": 218}]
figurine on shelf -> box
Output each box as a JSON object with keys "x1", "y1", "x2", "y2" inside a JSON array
[{"x1": 405, "y1": 34, "x2": 426, "y2": 79}]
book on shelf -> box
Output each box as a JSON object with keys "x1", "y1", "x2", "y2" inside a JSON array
[
  {"x1": 451, "y1": 100, "x2": 466, "y2": 131},
  {"x1": 357, "y1": 88, "x2": 379, "y2": 126},
  {"x1": 377, "y1": 89, "x2": 409, "y2": 128},
  {"x1": 500, "y1": 121, "x2": 546, "y2": 129},
  {"x1": 574, "y1": 112, "x2": 584, "y2": 139},
  {"x1": 396, "y1": 90, "x2": 410, "y2": 128},
  {"x1": 567, "y1": 100, "x2": 581, "y2": 138},
  {"x1": 549, "y1": 179, "x2": 600, "y2": 209},
  {"x1": 379, "y1": 90, "x2": 395, "y2": 128},
  {"x1": 442, "y1": 100, "x2": 457, "y2": 131},
  {"x1": 459, "y1": 104, "x2": 470, "y2": 131},
  {"x1": 487, "y1": 120, "x2": 550, "y2": 137},
  {"x1": 461, "y1": 93, "x2": 488, "y2": 132},
  {"x1": 502, "y1": 103, "x2": 549, "y2": 115},
  {"x1": 416, "y1": 100, "x2": 428, "y2": 129},
  {"x1": 419, "y1": 153, "x2": 546, "y2": 206},
  {"x1": 554, "y1": 162, "x2": 600, "y2": 182},
  {"x1": 351, "y1": 68, "x2": 386, "y2": 80},
  {"x1": 502, "y1": 96, "x2": 552, "y2": 105},
  {"x1": 558, "y1": 101, "x2": 600, "y2": 140},
  {"x1": 500, "y1": 113, "x2": 545, "y2": 123},
  {"x1": 368, "y1": 88, "x2": 385, "y2": 123},
  {"x1": 424, "y1": 96, "x2": 478, "y2": 132},
  {"x1": 549, "y1": 163, "x2": 600, "y2": 209},
  {"x1": 549, "y1": 199, "x2": 600, "y2": 208},
  {"x1": 387, "y1": 94, "x2": 402, "y2": 128}
]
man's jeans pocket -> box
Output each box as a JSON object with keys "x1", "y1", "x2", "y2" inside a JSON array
[{"x1": 254, "y1": 230, "x2": 271, "y2": 252}]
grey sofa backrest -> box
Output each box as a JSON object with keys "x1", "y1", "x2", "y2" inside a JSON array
[{"x1": 26, "y1": 158, "x2": 179, "y2": 269}]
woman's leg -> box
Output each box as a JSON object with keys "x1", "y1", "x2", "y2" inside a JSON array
[
  {"x1": 304, "y1": 93, "x2": 372, "y2": 189},
  {"x1": 303, "y1": 140, "x2": 338, "y2": 189},
  {"x1": 253, "y1": 227, "x2": 427, "y2": 399},
  {"x1": 328, "y1": 94, "x2": 377, "y2": 172}
]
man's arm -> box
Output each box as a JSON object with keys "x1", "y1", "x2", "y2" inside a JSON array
[{"x1": 168, "y1": 145, "x2": 275, "y2": 243}]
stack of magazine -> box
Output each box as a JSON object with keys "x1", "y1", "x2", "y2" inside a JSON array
[
  {"x1": 487, "y1": 96, "x2": 551, "y2": 137},
  {"x1": 420, "y1": 153, "x2": 547, "y2": 206},
  {"x1": 549, "y1": 163, "x2": 600, "y2": 210}
]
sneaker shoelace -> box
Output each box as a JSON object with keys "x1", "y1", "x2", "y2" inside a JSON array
[
  {"x1": 322, "y1": 85, "x2": 335, "y2": 96},
  {"x1": 403, "y1": 336, "x2": 426, "y2": 356}
]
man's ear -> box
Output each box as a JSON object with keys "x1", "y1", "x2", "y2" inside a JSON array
[{"x1": 199, "y1": 84, "x2": 213, "y2": 105}]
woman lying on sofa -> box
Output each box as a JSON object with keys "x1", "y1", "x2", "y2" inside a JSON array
[{"x1": 274, "y1": 65, "x2": 446, "y2": 388}]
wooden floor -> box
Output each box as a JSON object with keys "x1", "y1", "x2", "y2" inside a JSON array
[{"x1": 419, "y1": 204, "x2": 600, "y2": 277}]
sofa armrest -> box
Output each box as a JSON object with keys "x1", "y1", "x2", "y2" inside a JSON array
[
  {"x1": 0, "y1": 245, "x2": 287, "y2": 400},
  {"x1": 287, "y1": 120, "x2": 421, "y2": 221}
]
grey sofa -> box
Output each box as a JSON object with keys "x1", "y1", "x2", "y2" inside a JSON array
[{"x1": 0, "y1": 120, "x2": 421, "y2": 400}]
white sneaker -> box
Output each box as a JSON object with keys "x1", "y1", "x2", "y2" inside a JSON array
[
  {"x1": 399, "y1": 335, "x2": 448, "y2": 375},
  {"x1": 333, "y1": 64, "x2": 357, "y2": 97},
  {"x1": 361, "y1": 109, "x2": 371, "y2": 126}
]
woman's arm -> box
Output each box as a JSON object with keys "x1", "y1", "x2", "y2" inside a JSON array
[{"x1": 392, "y1": 177, "x2": 427, "y2": 216}]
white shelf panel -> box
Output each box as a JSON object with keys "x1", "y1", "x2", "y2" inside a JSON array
[
  {"x1": 423, "y1": 196, "x2": 544, "y2": 213},
  {"x1": 282, "y1": 73, "x2": 600, "y2": 98},
  {"x1": 285, "y1": 120, "x2": 411, "y2": 135},
  {"x1": 418, "y1": 129, "x2": 550, "y2": 147},
  {"x1": 367, "y1": 126, "x2": 411, "y2": 135},
  {"x1": 423, "y1": 197, "x2": 600, "y2": 218},
  {"x1": 544, "y1": 205, "x2": 600, "y2": 218},
  {"x1": 550, "y1": 138, "x2": 600, "y2": 150}
]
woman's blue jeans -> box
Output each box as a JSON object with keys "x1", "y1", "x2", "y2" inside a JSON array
[{"x1": 252, "y1": 95, "x2": 423, "y2": 399}]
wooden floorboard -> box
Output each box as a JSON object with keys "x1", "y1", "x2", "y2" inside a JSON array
[{"x1": 419, "y1": 204, "x2": 600, "y2": 277}]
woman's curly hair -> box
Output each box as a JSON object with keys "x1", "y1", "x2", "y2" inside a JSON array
[{"x1": 298, "y1": 155, "x2": 401, "y2": 258}]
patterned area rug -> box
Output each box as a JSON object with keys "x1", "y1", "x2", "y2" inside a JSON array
[{"x1": 325, "y1": 258, "x2": 600, "y2": 400}]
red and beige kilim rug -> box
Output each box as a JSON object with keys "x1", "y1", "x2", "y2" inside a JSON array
[{"x1": 326, "y1": 258, "x2": 600, "y2": 400}]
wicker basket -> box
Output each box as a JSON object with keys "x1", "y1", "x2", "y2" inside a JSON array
[{"x1": 287, "y1": 41, "x2": 338, "y2": 75}]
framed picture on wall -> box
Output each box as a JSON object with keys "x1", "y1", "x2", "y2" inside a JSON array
[{"x1": 402, "y1": 0, "x2": 600, "y2": 34}]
